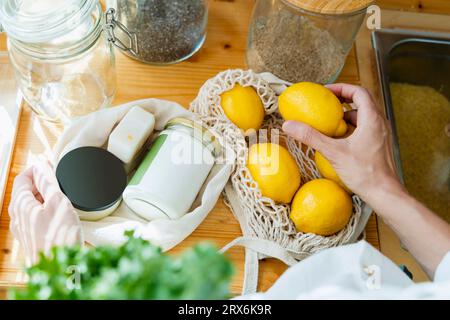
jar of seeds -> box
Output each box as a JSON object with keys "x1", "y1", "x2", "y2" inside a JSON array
[
  {"x1": 106, "y1": 0, "x2": 208, "y2": 65},
  {"x1": 247, "y1": 0, "x2": 373, "y2": 84}
]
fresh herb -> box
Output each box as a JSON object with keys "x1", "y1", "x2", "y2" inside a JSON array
[{"x1": 9, "y1": 231, "x2": 234, "y2": 300}]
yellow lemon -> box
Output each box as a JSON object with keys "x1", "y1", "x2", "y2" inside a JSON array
[
  {"x1": 247, "y1": 143, "x2": 301, "y2": 204},
  {"x1": 314, "y1": 151, "x2": 352, "y2": 193},
  {"x1": 221, "y1": 84, "x2": 265, "y2": 132},
  {"x1": 314, "y1": 124, "x2": 355, "y2": 193},
  {"x1": 279, "y1": 82, "x2": 347, "y2": 137},
  {"x1": 290, "y1": 179, "x2": 352, "y2": 236}
]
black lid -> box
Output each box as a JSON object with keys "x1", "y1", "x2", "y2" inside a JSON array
[{"x1": 56, "y1": 147, "x2": 127, "y2": 212}]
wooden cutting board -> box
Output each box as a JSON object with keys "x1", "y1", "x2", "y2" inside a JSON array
[
  {"x1": 0, "y1": 0, "x2": 373, "y2": 296},
  {"x1": 1, "y1": 0, "x2": 449, "y2": 298}
]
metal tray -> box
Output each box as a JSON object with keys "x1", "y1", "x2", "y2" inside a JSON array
[{"x1": 372, "y1": 29, "x2": 450, "y2": 219}]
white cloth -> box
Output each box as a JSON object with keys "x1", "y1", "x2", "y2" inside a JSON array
[
  {"x1": 52, "y1": 99, "x2": 235, "y2": 251},
  {"x1": 8, "y1": 161, "x2": 83, "y2": 266},
  {"x1": 240, "y1": 241, "x2": 450, "y2": 299}
]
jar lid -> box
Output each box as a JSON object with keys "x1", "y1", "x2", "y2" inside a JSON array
[
  {"x1": 56, "y1": 147, "x2": 127, "y2": 214},
  {"x1": 0, "y1": 0, "x2": 97, "y2": 43},
  {"x1": 285, "y1": 0, "x2": 374, "y2": 14},
  {"x1": 166, "y1": 118, "x2": 222, "y2": 157}
]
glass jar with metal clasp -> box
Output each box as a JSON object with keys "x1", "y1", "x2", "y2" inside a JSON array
[
  {"x1": 105, "y1": 0, "x2": 208, "y2": 65},
  {"x1": 0, "y1": 0, "x2": 119, "y2": 123}
]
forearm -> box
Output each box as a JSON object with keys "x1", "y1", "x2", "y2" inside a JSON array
[{"x1": 362, "y1": 178, "x2": 450, "y2": 278}]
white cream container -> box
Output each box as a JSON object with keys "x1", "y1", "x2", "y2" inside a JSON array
[{"x1": 123, "y1": 118, "x2": 220, "y2": 221}]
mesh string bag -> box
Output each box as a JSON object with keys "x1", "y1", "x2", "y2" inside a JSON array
[{"x1": 190, "y1": 69, "x2": 372, "y2": 294}]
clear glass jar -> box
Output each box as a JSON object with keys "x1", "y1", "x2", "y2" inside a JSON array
[
  {"x1": 246, "y1": 0, "x2": 369, "y2": 84},
  {"x1": 106, "y1": 0, "x2": 208, "y2": 65},
  {"x1": 0, "y1": 0, "x2": 116, "y2": 123}
]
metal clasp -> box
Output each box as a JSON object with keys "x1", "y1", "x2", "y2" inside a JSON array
[{"x1": 105, "y1": 8, "x2": 138, "y2": 56}]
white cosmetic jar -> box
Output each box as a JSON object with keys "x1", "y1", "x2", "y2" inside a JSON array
[{"x1": 123, "y1": 118, "x2": 221, "y2": 221}]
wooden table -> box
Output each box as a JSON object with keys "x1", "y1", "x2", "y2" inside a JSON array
[{"x1": 0, "y1": 0, "x2": 448, "y2": 298}]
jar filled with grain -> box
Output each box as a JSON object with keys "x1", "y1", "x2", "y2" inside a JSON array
[
  {"x1": 106, "y1": 0, "x2": 208, "y2": 65},
  {"x1": 247, "y1": 0, "x2": 373, "y2": 84}
]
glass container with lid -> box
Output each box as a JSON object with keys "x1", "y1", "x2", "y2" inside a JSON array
[
  {"x1": 0, "y1": 0, "x2": 117, "y2": 123},
  {"x1": 105, "y1": 0, "x2": 208, "y2": 65},
  {"x1": 124, "y1": 118, "x2": 220, "y2": 221},
  {"x1": 247, "y1": 0, "x2": 373, "y2": 84}
]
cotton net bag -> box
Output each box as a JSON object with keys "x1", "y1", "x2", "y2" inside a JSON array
[{"x1": 190, "y1": 69, "x2": 373, "y2": 294}]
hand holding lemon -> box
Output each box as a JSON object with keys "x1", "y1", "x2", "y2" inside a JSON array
[
  {"x1": 282, "y1": 83, "x2": 398, "y2": 199},
  {"x1": 279, "y1": 82, "x2": 348, "y2": 137},
  {"x1": 277, "y1": 82, "x2": 355, "y2": 235}
]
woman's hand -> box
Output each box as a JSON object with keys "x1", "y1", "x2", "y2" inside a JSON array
[
  {"x1": 282, "y1": 83, "x2": 402, "y2": 202},
  {"x1": 8, "y1": 161, "x2": 83, "y2": 266},
  {"x1": 283, "y1": 83, "x2": 450, "y2": 277}
]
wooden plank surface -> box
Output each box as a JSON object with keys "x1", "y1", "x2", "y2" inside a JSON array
[
  {"x1": 0, "y1": 0, "x2": 447, "y2": 298},
  {"x1": 379, "y1": 0, "x2": 450, "y2": 13}
]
